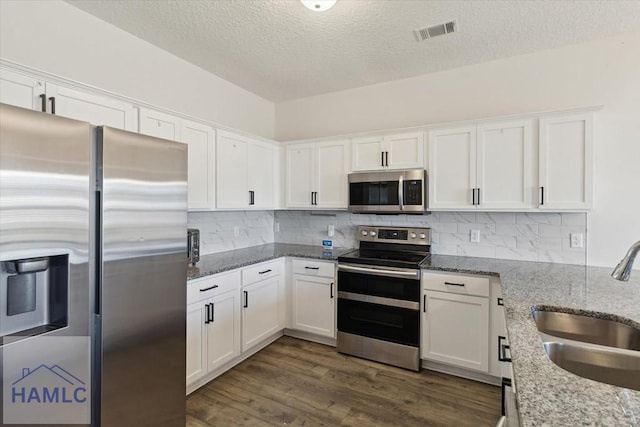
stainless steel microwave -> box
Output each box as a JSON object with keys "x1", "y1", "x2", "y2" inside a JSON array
[{"x1": 348, "y1": 169, "x2": 428, "y2": 214}]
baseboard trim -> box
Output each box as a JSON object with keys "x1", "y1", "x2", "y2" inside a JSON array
[
  {"x1": 187, "y1": 330, "x2": 284, "y2": 395},
  {"x1": 422, "y1": 359, "x2": 501, "y2": 386},
  {"x1": 283, "y1": 328, "x2": 336, "y2": 347}
]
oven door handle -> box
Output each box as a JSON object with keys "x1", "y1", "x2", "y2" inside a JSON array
[
  {"x1": 338, "y1": 264, "x2": 419, "y2": 279},
  {"x1": 338, "y1": 291, "x2": 420, "y2": 311}
]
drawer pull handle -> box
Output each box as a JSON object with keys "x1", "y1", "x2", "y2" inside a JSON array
[
  {"x1": 200, "y1": 284, "x2": 219, "y2": 292},
  {"x1": 258, "y1": 269, "x2": 272, "y2": 275},
  {"x1": 304, "y1": 266, "x2": 320, "y2": 270},
  {"x1": 444, "y1": 281, "x2": 465, "y2": 287}
]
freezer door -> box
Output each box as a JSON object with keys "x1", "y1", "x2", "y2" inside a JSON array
[
  {"x1": 97, "y1": 127, "x2": 187, "y2": 427},
  {"x1": 0, "y1": 103, "x2": 92, "y2": 425}
]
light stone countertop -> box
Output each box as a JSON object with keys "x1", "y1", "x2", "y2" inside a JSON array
[
  {"x1": 187, "y1": 243, "x2": 354, "y2": 280},
  {"x1": 188, "y1": 246, "x2": 640, "y2": 425},
  {"x1": 422, "y1": 255, "x2": 640, "y2": 427}
]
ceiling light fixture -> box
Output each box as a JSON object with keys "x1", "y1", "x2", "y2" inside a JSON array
[{"x1": 300, "y1": 0, "x2": 337, "y2": 12}]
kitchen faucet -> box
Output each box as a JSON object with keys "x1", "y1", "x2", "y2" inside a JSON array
[{"x1": 611, "y1": 240, "x2": 640, "y2": 281}]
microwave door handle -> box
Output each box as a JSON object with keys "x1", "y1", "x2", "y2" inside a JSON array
[{"x1": 398, "y1": 175, "x2": 404, "y2": 211}]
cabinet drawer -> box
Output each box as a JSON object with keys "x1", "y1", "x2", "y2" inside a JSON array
[
  {"x1": 292, "y1": 259, "x2": 335, "y2": 278},
  {"x1": 187, "y1": 270, "x2": 241, "y2": 304},
  {"x1": 422, "y1": 273, "x2": 490, "y2": 297},
  {"x1": 242, "y1": 259, "x2": 282, "y2": 285}
]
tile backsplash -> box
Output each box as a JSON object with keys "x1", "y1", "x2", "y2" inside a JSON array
[
  {"x1": 274, "y1": 211, "x2": 588, "y2": 265},
  {"x1": 188, "y1": 211, "x2": 275, "y2": 255},
  {"x1": 189, "y1": 210, "x2": 587, "y2": 265}
]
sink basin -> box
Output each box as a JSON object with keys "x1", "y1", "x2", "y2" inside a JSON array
[
  {"x1": 543, "y1": 341, "x2": 640, "y2": 391},
  {"x1": 532, "y1": 309, "x2": 640, "y2": 351}
]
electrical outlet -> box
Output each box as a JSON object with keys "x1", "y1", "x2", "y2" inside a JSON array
[
  {"x1": 470, "y1": 229, "x2": 480, "y2": 243},
  {"x1": 328, "y1": 224, "x2": 335, "y2": 237},
  {"x1": 274, "y1": 222, "x2": 280, "y2": 233},
  {"x1": 233, "y1": 226, "x2": 240, "y2": 237},
  {"x1": 570, "y1": 233, "x2": 584, "y2": 248}
]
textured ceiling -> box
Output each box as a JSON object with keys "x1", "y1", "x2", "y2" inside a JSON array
[{"x1": 66, "y1": 0, "x2": 640, "y2": 102}]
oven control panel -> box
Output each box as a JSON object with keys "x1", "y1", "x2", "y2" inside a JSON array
[{"x1": 358, "y1": 226, "x2": 430, "y2": 245}]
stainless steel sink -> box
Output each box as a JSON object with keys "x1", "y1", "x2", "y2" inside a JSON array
[
  {"x1": 532, "y1": 309, "x2": 640, "y2": 351},
  {"x1": 543, "y1": 341, "x2": 640, "y2": 391}
]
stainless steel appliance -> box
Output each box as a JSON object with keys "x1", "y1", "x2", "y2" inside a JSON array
[
  {"x1": 187, "y1": 228, "x2": 200, "y2": 266},
  {"x1": 0, "y1": 103, "x2": 187, "y2": 426},
  {"x1": 348, "y1": 169, "x2": 428, "y2": 214},
  {"x1": 337, "y1": 226, "x2": 431, "y2": 371}
]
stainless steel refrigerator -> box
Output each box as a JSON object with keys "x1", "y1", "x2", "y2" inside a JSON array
[{"x1": 0, "y1": 103, "x2": 187, "y2": 426}]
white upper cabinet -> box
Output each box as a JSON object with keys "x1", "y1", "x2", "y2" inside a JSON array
[
  {"x1": 0, "y1": 68, "x2": 45, "y2": 110},
  {"x1": 476, "y1": 120, "x2": 535, "y2": 209},
  {"x1": 286, "y1": 144, "x2": 315, "y2": 208},
  {"x1": 429, "y1": 120, "x2": 535, "y2": 210},
  {"x1": 182, "y1": 119, "x2": 216, "y2": 211},
  {"x1": 217, "y1": 130, "x2": 277, "y2": 209},
  {"x1": 285, "y1": 139, "x2": 349, "y2": 209},
  {"x1": 352, "y1": 131, "x2": 424, "y2": 171},
  {"x1": 139, "y1": 107, "x2": 180, "y2": 140},
  {"x1": 428, "y1": 126, "x2": 477, "y2": 210},
  {"x1": 139, "y1": 108, "x2": 216, "y2": 211},
  {"x1": 539, "y1": 114, "x2": 593, "y2": 210},
  {"x1": 45, "y1": 83, "x2": 137, "y2": 131},
  {"x1": 0, "y1": 68, "x2": 137, "y2": 130}
]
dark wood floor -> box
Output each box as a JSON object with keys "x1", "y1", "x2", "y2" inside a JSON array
[{"x1": 187, "y1": 336, "x2": 501, "y2": 426}]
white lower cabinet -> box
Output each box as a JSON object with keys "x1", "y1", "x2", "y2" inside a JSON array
[
  {"x1": 291, "y1": 260, "x2": 336, "y2": 338},
  {"x1": 422, "y1": 272, "x2": 490, "y2": 373},
  {"x1": 186, "y1": 270, "x2": 241, "y2": 388},
  {"x1": 240, "y1": 259, "x2": 284, "y2": 352}
]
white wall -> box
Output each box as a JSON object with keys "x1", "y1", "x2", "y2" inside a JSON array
[
  {"x1": 275, "y1": 32, "x2": 640, "y2": 269},
  {"x1": 0, "y1": 0, "x2": 275, "y2": 139}
]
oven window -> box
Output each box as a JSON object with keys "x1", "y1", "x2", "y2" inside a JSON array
[
  {"x1": 338, "y1": 271, "x2": 420, "y2": 301},
  {"x1": 337, "y1": 299, "x2": 419, "y2": 347}
]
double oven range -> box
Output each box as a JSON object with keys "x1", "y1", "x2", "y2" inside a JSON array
[{"x1": 337, "y1": 226, "x2": 431, "y2": 371}]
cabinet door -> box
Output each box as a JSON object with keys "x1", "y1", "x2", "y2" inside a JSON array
[
  {"x1": 422, "y1": 290, "x2": 489, "y2": 372},
  {"x1": 352, "y1": 135, "x2": 385, "y2": 171},
  {"x1": 0, "y1": 68, "x2": 44, "y2": 110},
  {"x1": 386, "y1": 132, "x2": 424, "y2": 170},
  {"x1": 316, "y1": 140, "x2": 349, "y2": 209},
  {"x1": 216, "y1": 130, "x2": 249, "y2": 208},
  {"x1": 476, "y1": 120, "x2": 535, "y2": 209},
  {"x1": 181, "y1": 119, "x2": 216, "y2": 211},
  {"x1": 139, "y1": 107, "x2": 180, "y2": 141},
  {"x1": 241, "y1": 276, "x2": 281, "y2": 352},
  {"x1": 428, "y1": 126, "x2": 477, "y2": 210},
  {"x1": 207, "y1": 291, "x2": 241, "y2": 371},
  {"x1": 291, "y1": 275, "x2": 335, "y2": 338},
  {"x1": 285, "y1": 144, "x2": 315, "y2": 208},
  {"x1": 247, "y1": 142, "x2": 276, "y2": 209},
  {"x1": 186, "y1": 302, "x2": 206, "y2": 386},
  {"x1": 45, "y1": 83, "x2": 137, "y2": 131},
  {"x1": 539, "y1": 114, "x2": 593, "y2": 209}
]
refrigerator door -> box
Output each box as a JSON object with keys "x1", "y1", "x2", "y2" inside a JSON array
[
  {"x1": 0, "y1": 103, "x2": 91, "y2": 426},
  {"x1": 96, "y1": 127, "x2": 186, "y2": 427}
]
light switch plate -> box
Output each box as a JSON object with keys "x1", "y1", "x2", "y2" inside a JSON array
[{"x1": 470, "y1": 229, "x2": 480, "y2": 243}]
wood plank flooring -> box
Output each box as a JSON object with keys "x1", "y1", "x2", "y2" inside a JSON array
[{"x1": 187, "y1": 336, "x2": 501, "y2": 426}]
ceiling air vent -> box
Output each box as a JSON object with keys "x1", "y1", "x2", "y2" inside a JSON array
[{"x1": 414, "y1": 20, "x2": 457, "y2": 41}]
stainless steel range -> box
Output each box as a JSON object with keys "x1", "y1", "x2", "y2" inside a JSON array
[{"x1": 337, "y1": 226, "x2": 431, "y2": 371}]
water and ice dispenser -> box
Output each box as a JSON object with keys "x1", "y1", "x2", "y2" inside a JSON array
[{"x1": 0, "y1": 254, "x2": 69, "y2": 342}]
